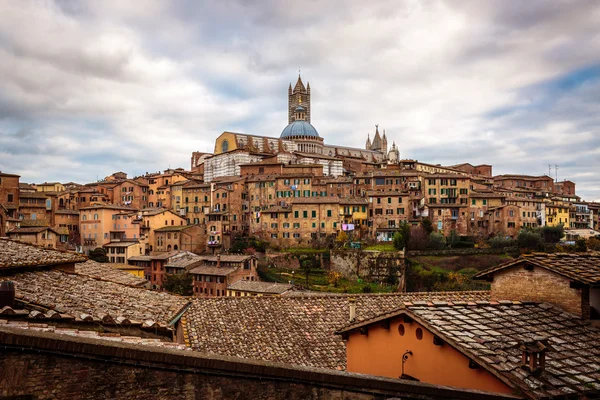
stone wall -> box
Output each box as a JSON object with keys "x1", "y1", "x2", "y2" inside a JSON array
[
  {"x1": 0, "y1": 327, "x2": 514, "y2": 400},
  {"x1": 331, "y1": 250, "x2": 405, "y2": 288},
  {"x1": 490, "y1": 265, "x2": 587, "y2": 318},
  {"x1": 407, "y1": 248, "x2": 518, "y2": 257}
]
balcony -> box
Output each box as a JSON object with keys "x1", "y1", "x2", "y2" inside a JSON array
[{"x1": 207, "y1": 241, "x2": 221, "y2": 247}]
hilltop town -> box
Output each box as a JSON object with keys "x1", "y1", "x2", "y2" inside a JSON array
[
  {"x1": 1, "y1": 75, "x2": 600, "y2": 400},
  {"x1": 1, "y1": 76, "x2": 598, "y2": 261}
]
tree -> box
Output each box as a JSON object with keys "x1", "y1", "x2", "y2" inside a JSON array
[
  {"x1": 336, "y1": 231, "x2": 348, "y2": 244},
  {"x1": 88, "y1": 248, "x2": 109, "y2": 263},
  {"x1": 327, "y1": 271, "x2": 342, "y2": 287},
  {"x1": 517, "y1": 230, "x2": 542, "y2": 250},
  {"x1": 575, "y1": 238, "x2": 587, "y2": 252},
  {"x1": 407, "y1": 226, "x2": 429, "y2": 250},
  {"x1": 421, "y1": 218, "x2": 434, "y2": 235},
  {"x1": 447, "y1": 230, "x2": 460, "y2": 248},
  {"x1": 392, "y1": 231, "x2": 404, "y2": 251},
  {"x1": 489, "y1": 235, "x2": 515, "y2": 249},
  {"x1": 163, "y1": 273, "x2": 193, "y2": 296},
  {"x1": 540, "y1": 225, "x2": 564, "y2": 243},
  {"x1": 427, "y1": 232, "x2": 446, "y2": 249},
  {"x1": 297, "y1": 254, "x2": 318, "y2": 288},
  {"x1": 393, "y1": 222, "x2": 411, "y2": 250}
]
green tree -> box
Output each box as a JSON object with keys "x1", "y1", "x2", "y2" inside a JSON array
[
  {"x1": 88, "y1": 248, "x2": 109, "y2": 263},
  {"x1": 392, "y1": 231, "x2": 404, "y2": 251},
  {"x1": 427, "y1": 232, "x2": 446, "y2": 250},
  {"x1": 540, "y1": 225, "x2": 564, "y2": 243},
  {"x1": 575, "y1": 238, "x2": 587, "y2": 252},
  {"x1": 447, "y1": 230, "x2": 460, "y2": 248},
  {"x1": 517, "y1": 230, "x2": 542, "y2": 250},
  {"x1": 489, "y1": 236, "x2": 515, "y2": 249},
  {"x1": 163, "y1": 273, "x2": 193, "y2": 296},
  {"x1": 393, "y1": 222, "x2": 411, "y2": 250},
  {"x1": 421, "y1": 218, "x2": 434, "y2": 235}
]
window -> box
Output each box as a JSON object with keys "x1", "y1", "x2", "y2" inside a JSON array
[
  {"x1": 303, "y1": 211, "x2": 308, "y2": 218},
  {"x1": 7, "y1": 193, "x2": 13, "y2": 202},
  {"x1": 294, "y1": 211, "x2": 299, "y2": 218},
  {"x1": 471, "y1": 199, "x2": 476, "y2": 205},
  {"x1": 221, "y1": 140, "x2": 229, "y2": 152},
  {"x1": 482, "y1": 199, "x2": 487, "y2": 206},
  {"x1": 327, "y1": 210, "x2": 332, "y2": 217},
  {"x1": 311, "y1": 210, "x2": 316, "y2": 218}
]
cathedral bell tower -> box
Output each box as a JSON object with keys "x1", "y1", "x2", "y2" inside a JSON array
[{"x1": 288, "y1": 74, "x2": 311, "y2": 124}]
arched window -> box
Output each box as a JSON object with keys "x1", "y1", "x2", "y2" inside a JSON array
[
  {"x1": 221, "y1": 140, "x2": 229, "y2": 153},
  {"x1": 82, "y1": 215, "x2": 87, "y2": 221},
  {"x1": 167, "y1": 244, "x2": 172, "y2": 251},
  {"x1": 174, "y1": 245, "x2": 178, "y2": 250},
  {"x1": 93, "y1": 213, "x2": 98, "y2": 220}
]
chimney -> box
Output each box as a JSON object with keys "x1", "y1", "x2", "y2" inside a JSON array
[
  {"x1": 216, "y1": 254, "x2": 221, "y2": 268},
  {"x1": 519, "y1": 336, "x2": 550, "y2": 376},
  {"x1": 349, "y1": 298, "x2": 356, "y2": 322},
  {"x1": 0, "y1": 281, "x2": 15, "y2": 308}
]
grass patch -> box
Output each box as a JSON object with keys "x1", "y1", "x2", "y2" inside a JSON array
[
  {"x1": 259, "y1": 265, "x2": 395, "y2": 294},
  {"x1": 282, "y1": 248, "x2": 329, "y2": 254},
  {"x1": 363, "y1": 243, "x2": 397, "y2": 252}
]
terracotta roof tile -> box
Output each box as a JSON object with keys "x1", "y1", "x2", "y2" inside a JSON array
[
  {"x1": 226, "y1": 281, "x2": 293, "y2": 294},
  {"x1": 474, "y1": 253, "x2": 600, "y2": 284},
  {"x1": 0, "y1": 239, "x2": 86, "y2": 270},
  {"x1": 0, "y1": 319, "x2": 189, "y2": 350},
  {"x1": 75, "y1": 260, "x2": 149, "y2": 287},
  {"x1": 338, "y1": 302, "x2": 600, "y2": 399},
  {"x1": 2, "y1": 270, "x2": 187, "y2": 327},
  {"x1": 181, "y1": 291, "x2": 490, "y2": 370}
]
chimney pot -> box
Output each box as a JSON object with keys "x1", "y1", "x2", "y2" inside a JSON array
[
  {"x1": 0, "y1": 281, "x2": 15, "y2": 308},
  {"x1": 349, "y1": 298, "x2": 356, "y2": 322}
]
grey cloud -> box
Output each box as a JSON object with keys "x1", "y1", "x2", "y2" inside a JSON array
[{"x1": 0, "y1": 0, "x2": 599, "y2": 201}]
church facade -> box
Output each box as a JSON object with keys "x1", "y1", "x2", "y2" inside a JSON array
[{"x1": 200, "y1": 75, "x2": 400, "y2": 182}]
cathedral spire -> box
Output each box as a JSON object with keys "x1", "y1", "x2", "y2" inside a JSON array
[{"x1": 294, "y1": 75, "x2": 306, "y2": 92}]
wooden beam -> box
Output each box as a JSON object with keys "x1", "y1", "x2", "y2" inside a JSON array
[
  {"x1": 433, "y1": 335, "x2": 444, "y2": 346},
  {"x1": 360, "y1": 326, "x2": 369, "y2": 336},
  {"x1": 380, "y1": 319, "x2": 390, "y2": 330},
  {"x1": 469, "y1": 360, "x2": 481, "y2": 369}
]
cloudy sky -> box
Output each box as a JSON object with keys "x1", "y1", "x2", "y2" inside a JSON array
[{"x1": 1, "y1": 0, "x2": 599, "y2": 200}]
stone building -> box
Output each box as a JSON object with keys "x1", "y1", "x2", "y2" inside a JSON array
[
  {"x1": 474, "y1": 253, "x2": 600, "y2": 320},
  {"x1": 189, "y1": 254, "x2": 258, "y2": 297},
  {"x1": 198, "y1": 74, "x2": 396, "y2": 182},
  {"x1": 6, "y1": 226, "x2": 64, "y2": 249},
  {"x1": 0, "y1": 172, "x2": 20, "y2": 224}
]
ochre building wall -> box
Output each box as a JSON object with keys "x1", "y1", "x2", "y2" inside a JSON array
[{"x1": 346, "y1": 318, "x2": 513, "y2": 395}]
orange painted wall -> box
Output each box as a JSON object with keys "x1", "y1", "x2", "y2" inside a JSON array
[{"x1": 346, "y1": 318, "x2": 513, "y2": 395}]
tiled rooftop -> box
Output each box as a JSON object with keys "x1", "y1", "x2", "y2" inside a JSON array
[
  {"x1": 188, "y1": 265, "x2": 237, "y2": 276},
  {"x1": 0, "y1": 239, "x2": 86, "y2": 270},
  {"x1": 4, "y1": 270, "x2": 187, "y2": 327},
  {"x1": 180, "y1": 291, "x2": 490, "y2": 370},
  {"x1": 198, "y1": 255, "x2": 254, "y2": 263},
  {"x1": 474, "y1": 253, "x2": 600, "y2": 284},
  {"x1": 0, "y1": 319, "x2": 189, "y2": 350},
  {"x1": 74, "y1": 260, "x2": 148, "y2": 287},
  {"x1": 227, "y1": 280, "x2": 293, "y2": 294},
  {"x1": 338, "y1": 301, "x2": 600, "y2": 399},
  {"x1": 165, "y1": 253, "x2": 202, "y2": 269}
]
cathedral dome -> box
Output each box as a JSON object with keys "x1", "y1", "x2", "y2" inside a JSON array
[{"x1": 280, "y1": 120, "x2": 320, "y2": 138}]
